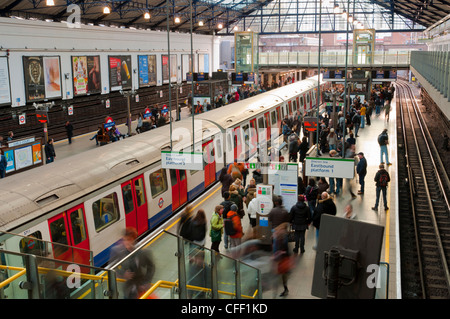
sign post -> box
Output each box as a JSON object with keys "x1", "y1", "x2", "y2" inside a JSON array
[{"x1": 161, "y1": 151, "x2": 204, "y2": 171}]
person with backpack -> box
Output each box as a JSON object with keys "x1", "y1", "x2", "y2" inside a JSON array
[
  {"x1": 220, "y1": 191, "x2": 234, "y2": 249},
  {"x1": 372, "y1": 164, "x2": 391, "y2": 212},
  {"x1": 304, "y1": 178, "x2": 319, "y2": 218},
  {"x1": 378, "y1": 129, "x2": 391, "y2": 166},
  {"x1": 225, "y1": 204, "x2": 243, "y2": 248},
  {"x1": 210, "y1": 205, "x2": 224, "y2": 252}
]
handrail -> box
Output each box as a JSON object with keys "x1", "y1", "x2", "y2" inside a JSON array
[{"x1": 139, "y1": 279, "x2": 258, "y2": 300}]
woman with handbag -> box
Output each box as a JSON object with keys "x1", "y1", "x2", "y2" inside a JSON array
[{"x1": 210, "y1": 205, "x2": 224, "y2": 252}]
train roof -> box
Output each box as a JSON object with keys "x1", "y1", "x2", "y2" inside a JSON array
[
  {"x1": 0, "y1": 118, "x2": 220, "y2": 232},
  {"x1": 195, "y1": 75, "x2": 323, "y2": 130}
]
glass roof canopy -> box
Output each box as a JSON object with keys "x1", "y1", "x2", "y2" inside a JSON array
[{"x1": 218, "y1": 0, "x2": 427, "y2": 34}]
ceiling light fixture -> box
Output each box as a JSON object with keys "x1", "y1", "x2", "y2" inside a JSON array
[
  {"x1": 103, "y1": 6, "x2": 111, "y2": 14},
  {"x1": 46, "y1": 0, "x2": 55, "y2": 5},
  {"x1": 144, "y1": 12, "x2": 150, "y2": 19},
  {"x1": 218, "y1": 23, "x2": 223, "y2": 29},
  {"x1": 198, "y1": 21, "x2": 204, "y2": 26},
  {"x1": 174, "y1": 17, "x2": 181, "y2": 23}
]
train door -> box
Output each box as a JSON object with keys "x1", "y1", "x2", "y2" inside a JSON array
[
  {"x1": 234, "y1": 126, "x2": 243, "y2": 161},
  {"x1": 170, "y1": 169, "x2": 187, "y2": 211},
  {"x1": 203, "y1": 140, "x2": 216, "y2": 188},
  {"x1": 121, "y1": 174, "x2": 149, "y2": 236},
  {"x1": 264, "y1": 112, "x2": 271, "y2": 141},
  {"x1": 249, "y1": 118, "x2": 258, "y2": 156},
  {"x1": 288, "y1": 101, "x2": 292, "y2": 116},
  {"x1": 48, "y1": 204, "x2": 90, "y2": 267},
  {"x1": 276, "y1": 106, "x2": 282, "y2": 134}
]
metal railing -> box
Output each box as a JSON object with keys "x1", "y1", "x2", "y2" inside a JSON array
[
  {"x1": 0, "y1": 230, "x2": 261, "y2": 299},
  {"x1": 410, "y1": 51, "x2": 450, "y2": 102}
]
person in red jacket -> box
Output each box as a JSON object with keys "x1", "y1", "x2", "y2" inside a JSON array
[{"x1": 227, "y1": 204, "x2": 243, "y2": 248}]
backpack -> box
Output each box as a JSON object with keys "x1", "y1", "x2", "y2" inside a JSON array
[
  {"x1": 379, "y1": 171, "x2": 389, "y2": 187},
  {"x1": 378, "y1": 133, "x2": 387, "y2": 146},
  {"x1": 224, "y1": 216, "x2": 237, "y2": 236},
  {"x1": 306, "y1": 186, "x2": 318, "y2": 201}
]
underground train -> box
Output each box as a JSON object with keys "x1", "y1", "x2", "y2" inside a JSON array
[{"x1": 0, "y1": 75, "x2": 327, "y2": 297}]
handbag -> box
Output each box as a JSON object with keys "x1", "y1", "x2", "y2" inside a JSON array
[{"x1": 287, "y1": 225, "x2": 295, "y2": 242}]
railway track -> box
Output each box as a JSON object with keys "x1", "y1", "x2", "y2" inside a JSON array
[{"x1": 396, "y1": 80, "x2": 450, "y2": 299}]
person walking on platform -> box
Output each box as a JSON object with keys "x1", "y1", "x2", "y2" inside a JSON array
[
  {"x1": 378, "y1": 129, "x2": 391, "y2": 166},
  {"x1": 360, "y1": 104, "x2": 366, "y2": 128},
  {"x1": 220, "y1": 192, "x2": 234, "y2": 249},
  {"x1": 219, "y1": 167, "x2": 233, "y2": 198},
  {"x1": 178, "y1": 205, "x2": 195, "y2": 242},
  {"x1": 304, "y1": 178, "x2": 319, "y2": 217},
  {"x1": 210, "y1": 205, "x2": 224, "y2": 252},
  {"x1": 312, "y1": 192, "x2": 337, "y2": 249},
  {"x1": 289, "y1": 195, "x2": 311, "y2": 254},
  {"x1": 65, "y1": 121, "x2": 73, "y2": 144},
  {"x1": 44, "y1": 138, "x2": 56, "y2": 164},
  {"x1": 298, "y1": 136, "x2": 309, "y2": 163},
  {"x1": 191, "y1": 209, "x2": 207, "y2": 246},
  {"x1": 226, "y1": 204, "x2": 243, "y2": 248},
  {"x1": 385, "y1": 100, "x2": 391, "y2": 122},
  {"x1": 356, "y1": 152, "x2": 367, "y2": 195},
  {"x1": 372, "y1": 164, "x2": 391, "y2": 212},
  {"x1": 272, "y1": 222, "x2": 292, "y2": 297}
]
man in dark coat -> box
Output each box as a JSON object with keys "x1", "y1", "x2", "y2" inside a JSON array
[
  {"x1": 356, "y1": 152, "x2": 368, "y2": 194},
  {"x1": 289, "y1": 195, "x2": 311, "y2": 254},
  {"x1": 44, "y1": 138, "x2": 56, "y2": 164},
  {"x1": 65, "y1": 121, "x2": 74, "y2": 144}
]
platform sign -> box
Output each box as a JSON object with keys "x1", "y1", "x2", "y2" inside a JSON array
[
  {"x1": 104, "y1": 116, "x2": 115, "y2": 130},
  {"x1": 305, "y1": 157, "x2": 355, "y2": 179},
  {"x1": 304, "y1": 116, "x2": 318, "y2": 132},
  {"x1": 144, "y1": 107, "x2": 152, "y2": 119},
  {"x1": 19, "y1": 113, "x2": 26, "y2": 125},
  {"x1": 161, "y1": 151, "x2": 204, "y2": 170}
]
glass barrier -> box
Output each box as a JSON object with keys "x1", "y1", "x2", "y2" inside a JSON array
[
  {"x1": 0, "y1": 249, "x2": 117, "y2": 299},
  {"x1": 259, "y1": 50, "x2": 411, "y2": 67},
  {"x1": 375, "y1": 262, "x2": 389, "y2": 299}
]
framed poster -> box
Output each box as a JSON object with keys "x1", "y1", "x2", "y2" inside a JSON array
[
  {"x1": 43, "y1": 56, "x2": 62, "y2": 99},
  {"x1": 138, "y1": 55, "x2": 157, "y2": 87},
  {"x1": 108, "y1": 55, "x2": 132, "y2": 91},
  {"x1": 72, "y1": 55, "x2": 101, "y2": 96},
  {"x1": 23, "y1": 56, "x2": 45, "y2": 102},
  {"x1": 182, "y1": 54, "x2": 193, "y2": 81},
  {"x1": 162, "y1": 54, "x2": 177, "y2": 84},
  {"x1": 0, "y1": 57, "x2": 11, "y2": 105},
  {"x1": 198, "y1": 53, "x2": 209, "y2": 73},
  {"x1": 14, "y1": 145, "x2": 33, "y2": 170}
]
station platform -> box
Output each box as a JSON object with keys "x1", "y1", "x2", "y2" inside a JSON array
[
  {"x1": 150, "y1": 94, "x2": 401, "y2": 299},
  {"x1": 13, "y1": 91, "x2": 401, "y2": 299}
]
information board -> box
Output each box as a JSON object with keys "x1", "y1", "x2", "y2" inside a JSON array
[
  {"x1": 161, "y1": 151, "x2": 204, "y2": 170},
  {"x1": 268, "y1": 163, "x2": 298, "y2": 211},
  {"x1": 305, "y1": 157, "x2": 355, "y2": 179}
]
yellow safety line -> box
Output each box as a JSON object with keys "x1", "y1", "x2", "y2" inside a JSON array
[{"x1": 385, "y1": 182, "x2": 390, "y2": 264}]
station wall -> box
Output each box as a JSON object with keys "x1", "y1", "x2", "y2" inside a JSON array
[{"x1": 0, "y1": 17, "x2": 220, "y2": 108}]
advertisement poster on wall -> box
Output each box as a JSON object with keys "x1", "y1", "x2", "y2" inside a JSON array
[
  {"x1": 109, "y1": 55, "x2": 132, "y2": 91},
  {"x1": 43, "y1": 56, "x2": 62, "y2": 99},
  {"x1": 138, "y1": 55, "x2": 157, "y2": 87},
  {"x1": 72, "y1": 55, "x2": 101, "y2": 96},
  {"x1": 23, "y1": 56, "x2": 45, "y2": 102},
  {"x1": 162, "y1": 54, "x2": 177, "y2": 84},
  {"x1": 23, "y1": 56, "x2": 62, "y2": 102},
  {"x1": 0, "y1": 57, "x2": 11, "y2": 105}
]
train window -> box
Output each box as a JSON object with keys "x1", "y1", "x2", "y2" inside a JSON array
[
  {"x1": 122, "y1": 184, "x2": 134, "y2": 214},
  {"x1": 179, "y1": 170, "x2": 186, "y2": 181},
  {"x1": 19, "y1": 231, "x2": 45, "y2": 256},
  {"x1": 134, "y1": 178, "x2": 146, "y2": 207},
  {"x1": 258, "y1": 117, "x2": 264, "y2": 130},
  {"x1": 150, "y1": 169, "x2": 168, "y2": 198},
  {"x1": 242, "y1": 124, "x2": 249, "y2": 146},
  {"x1": 271, "y1": 111, "x2": 276, "y2": 125},
  {"x1": 70, "y1": 208, "x2": 87, "y2": 245},
  {"x1": 92, "y1": 193, "x2": 120, "y2": 231},
  {"x1": 169, "y1": 170, "x2": 178, "y2": 187},
  {"x1": 300, "y1": 97, "x2": 304, "y2": 106},
  {"x1": 49, "y1": 217, "x2": 69, "y2": 256},
  {"x1": 306, "y1": 94, "x2": 310, "y2": 104},
  {"x1": 293, "y1": 100, "x2": 297, "y2": 111}
]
